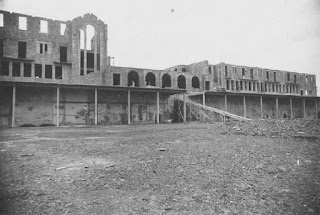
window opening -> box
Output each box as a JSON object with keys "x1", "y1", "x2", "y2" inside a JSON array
[
  {"x1": 19, "y1": 17, "x2": 27, "y2": 30},
  {"x1": 127, "y1": 71, "x2": 139, "y2": 87},
  {"x1": 40, "y1": 20, "x2": 48, "y2": 33},
  {"x1": 177, "y1": 75, "x2": 186, "y2": 89},
  {"x1": 274, "y1": 72, "x2": 277, "y2": 82},
  {"x1": 60, "y1": 23, "x2": 66, "y2": 35},
  {"x1": 225, "y1": 66, "x2": 228, "y2": 77},
  {"x1": 287, "y1": 73, "x2": 290, "y2": 82},
  {"x1": 24, "y1": 63, "x2": 31, "y2": 77},
  {"x1": 208, "y1": 67, "x2": 212, "y2": 74},
  {"x1": 192, "y1": 76, "x2": 200, "y2": 88},
  {"x1": 0, "y1": 61, "x2": 9, "y2": 76},
  {"x1": 266, "y1": 71, "x2": 269, "y2": 81},
  {"x1": 45, "y1": 65, "x2": 52, "y2": 78},
  {"x1": 60, "y1": 46, "x2": 67, "y2": 62},
  {"x1": 242, "y1": 68, "x2": 246, "y2": 78},
  {"x1": 0, "y1": 13, "x2": 3, "y2": 27},
  {"x1": 146, "y1": 72, "x2": 156, "y2": 86},
  {"x1": 113, "y1": 74, "x2": 120, "y2": 85},
  {"x1": 0, "y1": 39, "x2": 3, "y2": 58},
  {"x1": 250, "y1": 69, "x2": 254, "y2": 79},
  {"x1": 35, "y1": 64, "x2": 42, "y2": 78},
  {"x1": 205, "y1": 81, "x2": 210, "y2": 90},
  {"x1": 181, "y1": 68, "x2": 186, "y2": 72},
  {"x1": 12, "y1": 62, "x2": 20, "y2": 77},
  {"x1": 55, "y1": 66, "x2": 62, "y2": 79},
  {"x1": 162, "y1": 73, "x2": 171, "y2": 88},
  {"x1": 18, "y1": 41, "x2": 26, "y2": 58}
]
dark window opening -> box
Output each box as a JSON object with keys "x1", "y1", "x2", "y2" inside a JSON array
[
  {"x1": 205, "y1": 81, "x2": 210, "y2": 90},
  {"x1": 242, "y1": 68, "x2": 246, "y2": 77},
  {"x1": 55, "y1": 66, "x2": 62, "y2": 79},
  {"x1": 266, "y1": 71, "x2": 269, "y2": 80},
  {"x1": 208, "y1": 67, "x2": 212, "y2": 74},
  {"x1": 265, "y1": 83, "x2": 268, "y2": 92},
  {"x1": 300, "y1": 90, "x2": 303, "y2": 96},
  {"x1": 294, "y1": 74, "x2": 297, "y2": 83},
  {"x1": 225, "y1": 66, "x2": 228, "y2": 77},
  {"x1": 24, "y1": 63, "x2": 31, "y2": 77},
  {"x1": 0, "y1": 39, "x2": 3, "y2": 58},
  {"x1": 249, "y1": 82, "x2": 252, "y2": 91},
  {"x1": 274, "y1": 72, "x2": 277, "y2": 82},
  {"x1": 146, "y1": 72, "x2": 156, "y2": 86},
  {"x1": 250, "y1": 69, "x2": 254, "y2": 79},
  {"x1": 18, "y1": 41, "x2": 26, "y2": 58},
  {"x1": 162, "y1": 73, "x2": 171, "y2": 88},
  {"x1": 231, "y1": 80, "x2": 234, "y2": 90},
  {"x1": 60, "y1": 46, "x2": 67, "y2": 62},
  {"x1": 97, "y1": 53, "x2": 100, "y2": 70},
  {"x1": 35, "y1": 64, "x2": 42, "y2": 78},
  {"x1": 236, "y1": 81, "x2": 239, "y2": 90},
  {"x1": 0, "y1": 61, "x2": 9, "y2": 76},
  {"x1": 240, "y1": 81, "x2": 243, "y2": 90},
  {"x1": 87, "y1": 52, "x2": 94, "y2": 69},
  {"x1": 309, "y1": 90, "x2": 312, "y2": 95},
  {"x1": 181, "y1": 68, "x2": 186, "y2": 72},
  {"x1": 213, "y1": 68, "x2": 218, "y2": 83},
  {"x1": 272, "y1": 84, "x2": 275, "y2": 92},
  {"x1": 253, "y1": 82, "x2": 256, "y2": 91},
  {"x1": 128, "y1": 71, "x2": 139, "y2": 87},
  {"x1": 40, "y1": 44, "x2": 43, "y2": 54},
  {"x1": 287, "y1": 73, "x2": 290, "y2": 82},
  {"x1": 45, "y1": 65, "x2": 52, "y2": 79},
  {"x1": 192, "y1": 76, "x2": 200, "y2": 88},
  {"x1": 12, "y1": 62, "x2": 20, "y2": 77},
  {"x1": 177, "y1": 75, "x2": 186, "y2": 89},
  {"x1": 174, "y1": 68, "x2": 177, "y2": 71},
  {"x1": 113, "y1": 73, "x2": 120, "y2": 85},
  {"x1": 226, "y1": 80, "x2": 230, "y2": 90},
  {"x1": 45, "y1": 44, "x2": 48, "y2": 52}
]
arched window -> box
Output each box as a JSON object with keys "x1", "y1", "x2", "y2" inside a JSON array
[
  {"x1": 177, "y1": 75, "x2": 186, "y2": 89},
  {"x1": 162, "y1": 73, "x2": 171, "y2": 88},
  {"x1": 145, "y1": 72, "x2": 156, "y2": 86},
  {"x1": 181, "y1": 68, "x2": 186, "y2": 72},
  {"x1": 192, "y1": 76, "x2": 200, "y2": 88},
  {"x1": 128, "y1": 71, "x2": 139, "y2": 87}
]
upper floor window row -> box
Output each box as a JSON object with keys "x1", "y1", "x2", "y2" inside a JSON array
[{"x1": 13, "y1": 15, "x2": 66, "y2": 35}]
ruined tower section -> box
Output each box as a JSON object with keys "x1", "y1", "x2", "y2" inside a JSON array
[{"x1": 70, "y1": 14, "x2": 108, "y2": 85}]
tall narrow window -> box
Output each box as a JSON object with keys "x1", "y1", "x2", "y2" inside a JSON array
[
  {"x1": 287, "y1": 73, "x2": 290, "y2": 82},
  {"x1": 113, "y1": 73, "x2": 120, "y2": 85},
  {"x1": 35, "y1": 64, "x2": 42, "y2": 78},
  {"x1": 0, "y1": 13, "x2": 3, "y2": 27},
  {"x1": 0, "y1": 61, "x2": 9, "y2": 76},
  {"x1": 266, "y1": 71, "x2": 269, "y2": 80},
  {"x1": 225, "y1": 66, "x2": 228, "y2": 77},
  {"x1": 294, "y1": 74, "x2": 297, "y2": 83},
  {"x1": 55, "y1": 66, "x2": 62, "y2": 79},
  {"x1": 250, "y1": 69, "x2": 253, "y2": 79},
  {"x1": 40, "y1": 20, "x2": 48, "y2": 33},
  {"x1": 24, "y1": 63, "x2": 31, "y2": 77},
  {"x1": 45, "y1": 65, "x2": 52, "y2": 78},
  {"x1": 274, "y1": 72, "x2": 276, "y2": 81},
  {"x1": 60, "y1": 23, "x2": 66, "y2": 35},
  {"x1": 12, "y1": 62, "x2": 20, "y2": 77},
  {"x1": 208, "y1": 66, "x2": 212, "y2": 74},
  {"x1": 242, "y1": 68, "x2": 245, "y2": 78},
  {"x1": 0, "y1": 39, "x2": 3, "y2": 58},
  {"x1": 60, "y1": 46, "x2": 67, "y2": 62},
  {"x1": 18, "y1": 41, "x2": 27, "y2": 58},
  {"x1": 19, "y1": 17, "x2": 27, "y2": 30}
]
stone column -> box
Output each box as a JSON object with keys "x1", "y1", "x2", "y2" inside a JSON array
[
  {"x1": 128, "y1": 90, "x2": 131, "y2": 125},
  {"x1": 202, "y1": 93, "x2": 205, "y2": 106},
  {"x1": 183, "y1": 93, "x2": 186, "y2": 123},
  {"x1": 260, "y1": 96, "x2": 263, "y2": 119},
  {"x1": 84, "y1": 27, "x2": 87, "y2": 75},
  {"x1": 290, "y1": 98, "x2": 293, "y2": 119},
  {"x1": 11, "y1": 84, "x2": 16, "y2": 127},
  {"x1": 156, "y1": 91, "x2": 160, "y2": 124},
  {"x1": 276, "y1": 97, "x2": 279, "y2": 118},
  {"x1": 225, "y1": 94, "x2": 228, "y2": 112},
  {"x1": 56, "y1": 86, "x2": 60, "y2": 127},
  {"x1": 95, "y1": 88, "x2": 98, "y2": 125},
  {"x1": 243, "y1": 96, "x2": 246, "y2": 118}
]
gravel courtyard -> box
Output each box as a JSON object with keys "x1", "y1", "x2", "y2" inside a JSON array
[{"x1": 0, "y1": 121, "x2": 319, "y2": 214}]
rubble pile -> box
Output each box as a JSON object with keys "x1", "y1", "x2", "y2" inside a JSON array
[{"x1": 221, "y1": 119, "x2": 320, "y2": 138}]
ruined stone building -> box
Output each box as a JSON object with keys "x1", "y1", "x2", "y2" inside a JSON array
[{"x1": 0, "y1": 10, "x2": 319, "y2": 127}]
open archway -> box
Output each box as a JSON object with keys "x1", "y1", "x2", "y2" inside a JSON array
[
  {"x1": 162, "y1": 73, "x2": 171, "y2": 88},
  {"x1": 177, "y1": 75, "x2": 186, "y2": 89},
  {"x1": 128, "y1": 71, "x2": 139, "y2": 87},
  {"x1": 192, "y1": 76, "x2": 200, "y2": 88},
  {"x1": 145, "y1": 72, "x2": 156, "y2": 86}
]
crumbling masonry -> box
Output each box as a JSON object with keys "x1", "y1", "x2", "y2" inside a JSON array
[{"x1": 0, "y1": 10, "x2": 319, "y2": 127}]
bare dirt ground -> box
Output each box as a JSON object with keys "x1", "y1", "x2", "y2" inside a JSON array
[{"x1": 0, "y1": 122, "x2": 319, "y2": 215}]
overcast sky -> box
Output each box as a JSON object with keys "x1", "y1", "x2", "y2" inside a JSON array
[{"x1": 1, "y1": 0, "x2": 320, "y2": 95}]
